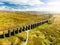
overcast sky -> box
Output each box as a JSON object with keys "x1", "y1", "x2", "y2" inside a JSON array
[{"x1": 0, "y1": 0, "x2": 60, "y2": 13}]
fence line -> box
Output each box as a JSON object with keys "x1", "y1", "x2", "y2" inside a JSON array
[{"x1": 0, "y1": 20, "x2": 48, "y2": 38}]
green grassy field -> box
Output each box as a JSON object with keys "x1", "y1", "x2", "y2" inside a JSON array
[
  {"x1": 0, "y1": 11, "x2": 50, "y2": 45},
  {"x1": 0, "y1": 12, "x2": 59, "y2": 45},
  {"x1": 27, "y1": 15, "x2": 60, "y2": 45},
  {"x1": 0, "y1": 32, "x2": 27, "y2": 45}
]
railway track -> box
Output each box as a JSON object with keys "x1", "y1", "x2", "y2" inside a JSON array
[{"x1": 0, "y1": 20, "x2": 48, "y2": 38}]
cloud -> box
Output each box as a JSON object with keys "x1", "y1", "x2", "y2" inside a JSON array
[
  {"x1": 47, "y1": 0, "x2": 60, "y2": 6},
  {"x1": 0, "y1": 0, "x2": 44, "y2": 11},
  {"x1": 0, "y1": 6, "x2": 8, "y2": 10},
  {"x1": 0, "y1": 0, "x2": 44, "y2": 5},
  {"x1": 0, "y1": 0, "x2": 60, "y2": 13},
  {"x1": 0, "y1": 2, "x2": 4, "y2": 4}
]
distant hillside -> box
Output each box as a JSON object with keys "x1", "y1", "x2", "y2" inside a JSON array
[{"x1": 0, "y1": 11, "x2": 49, "y2": 30}]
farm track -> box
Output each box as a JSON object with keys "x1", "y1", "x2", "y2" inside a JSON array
[{"x1": 0, "y1": 20, "x2": 48, "y2": 38}]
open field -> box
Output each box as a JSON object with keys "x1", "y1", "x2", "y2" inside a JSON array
[
  {"x1": 0, "y1": 11, "x2": 50, "y2": 45},
  {"x1": 0, "y1": 32, "x2": 27, "y2": 45},
  {"x1": 27, "y1": 15, "x2": 60, "y2": 45},
  {"x1": 0, "y1": 11, "x2": 49, "y2": 30}
]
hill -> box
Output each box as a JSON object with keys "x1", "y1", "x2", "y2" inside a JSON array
[
  {"x1": 0, "y1": 11, "x2": 50, "y2": 45},
  {"x1": 0, "y1": 11, "x2": 49, "y2": 30}
]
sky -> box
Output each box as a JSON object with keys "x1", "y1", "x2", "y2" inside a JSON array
[{"x1": 0, "y1": 0, "x2": 60, "y2": 13}]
